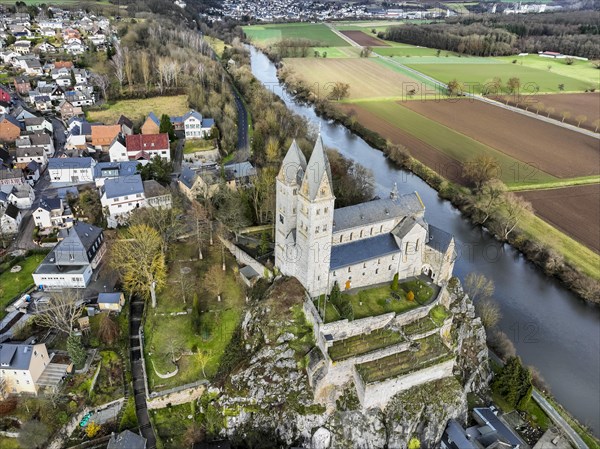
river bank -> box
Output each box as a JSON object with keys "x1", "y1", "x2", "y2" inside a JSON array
[{"x1": 245, "y1": 45, "x2": 600, "y2": 434}]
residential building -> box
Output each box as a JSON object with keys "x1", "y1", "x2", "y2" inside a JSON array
[
  {"x1": 117, "y1": 115, "x2": 133, "y2": 136},
  {"x1": 48, "y1": 157, "x2": 96, "y2": 185},
  {"x1": 178, "y1": 162, "x2": 256, "y2": 200},
  {"x1": 33, "y1": 197, "x2": 73, "y2": 230},
  {"x1": 108, "y1": 135, "x2": 128, "y2": 162},
  {"x1": 13, "y1": 40, "x2": 31, "y2": 54},
  {"x1": 10, "y1": 105, "x2": 35, "y2": 121},
  {"x1": 0, "y1": 343, "x2": 50, "y2": 394},
  {"x1": 27, "y1": 133, "x2": 55, "y2": 157},
  {"x1": 32, "y1": 221, "x2": 106, "y2": 289},
  {"x1": 94, "y1": 160, "x2": 139, "y2": 187},
  {"x1": 14, "y1": 76, "x2": 31, "y2": 95},
  {"x1": 125, "y1": 133, "x2": 170, "y2": 162},
  {"x1": 24, "y1": 117, "x2": 53, "y2": 134},
  {"x1": 5, "y1": 183, "x2": 35, "y2": 209},
  {"x1": 0, "y1": 203, "x2": 22, "y2": 234},
  {"x1": 16, "y1": 160, "x2": 40, "y2": 185},
  {"x1": 16, "y1": 146, "x2": 48, "y2": 167},
  {"x1": 0, "y1": 114, "x2": 22, "y2": 142},
  {"x1": 97, "y1": 292, "x2": 125, "y2": 312},
  {"x1": 143, "y1": 180, "x2": 172, "y2": 209},
  {"x1": 58, "y1": 99, "x2": 82, "y2": 120},
  {"x1": 275, "y1": 137, "x2": 456, "y2": 297},
  {"x1": 33, "y1": 96, "x2": 52, "y2": 112},
  {"x1": 100, "y1": 174, "x2": 146, "y2": 227},
  {"x1": 91, "y1": 124, "x2": 121, "y2": 148},
  {"x1": 176, "y1": 110, "x2": 215, "y2": 139},
  {"x1": 141, "y1": 112, "x2": 160, "y2": 135}
]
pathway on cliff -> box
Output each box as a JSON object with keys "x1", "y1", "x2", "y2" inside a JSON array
[{"x1": 129, "y1": 297, "x2": 157, "y2": 449}]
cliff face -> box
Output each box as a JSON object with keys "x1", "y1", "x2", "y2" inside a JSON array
[{"x1": 211, "y1": 278, "x2": 489, "y2": 448}]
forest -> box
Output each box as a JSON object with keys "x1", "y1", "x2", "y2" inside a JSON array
[{"x1": 382, "y1": 10, "x2": 600, "y2": 59}]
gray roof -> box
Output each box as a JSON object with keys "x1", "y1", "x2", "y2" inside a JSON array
[
  {"x1": 279, "y1": 139, "x2": 307, "y2": 185},
  {"x1": 224, "y1": 161, "x2": 256, "y2": 180},
  {"x1": 93, "y1": 161, "x2": 138, "y2": 179},
  {"x1": 38, "y1": 197, "x2": 62, "y2": 212},
  {"x1": 442, "y1": 420, "x2": 478, "y2": 449},
  {"x1": 474, "y1": 408, "x2": 523, "y2": 448},
  {"x1": 107, "y1": 430, "x2": 146, "y2": 449},
  {"x1": 103, "y1": 174, "x2": 144, "y2": 199},
  {"x1": 143, "y1": 180, "x2": 169, "y2": 198},
  {"x1": 24, "y1": 116, "x2": 46, "y2": 126},
  {"x1": 427, "y1": 225, "x2": 454, "y2": 253},
  {"x1": 0, "y1": 343, "x2": 39, "y2": 370},
  {"x1": 4, "y1": 203, "x2": 20, "y2": 220},
  {"x1": 301, "y1": 135, "x2": 332, "y2": 201},
  {"x1": 179, "y1": 166, "x2": 196, "y2": 190},
  {"x1": 52, "y1": 221, "x2": 102, "y2": 266},
  {"x1": 202, "y1": 118, "x2": 215, "y2": 128},
  {"x1": 98, "y1": 292, "x2": 123, "y2": 304},
  {"x1": 29, "y1": 132, "x2": 52, "y2": 146},
  {"x1": 330, "y1": 233, "x2": 400, "y2": 270},
  {"x1": 48, "y1": 157, "x2": 94, "y2": 170},
  {"x1": 391, "y1": 216, "x2": 427, "y2": 241},
  {"x1": 16, "y1": 146, "x2": 45, "y2": 158}
]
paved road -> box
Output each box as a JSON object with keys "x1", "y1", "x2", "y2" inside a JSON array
[
  {"x1": 232, "y1": 87, "x2": 249, "y2": 150},
  {"x1": 489, "y1": 351, "x2": 588, "y2": 449},
  {"x1": 129, "y1": 297, "x2": 157, "y2": 449},
  {"x1": 172, "y1": 138, "x2": 185, "y2": 174}
]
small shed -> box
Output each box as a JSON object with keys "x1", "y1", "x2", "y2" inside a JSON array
[{"x1": 97, "y1": 292, "x2": 125, "y2": 312}]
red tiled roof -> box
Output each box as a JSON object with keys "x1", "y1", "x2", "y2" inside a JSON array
[{"x1": 126, "y1": 133, "x2": 169, "y2": 153}]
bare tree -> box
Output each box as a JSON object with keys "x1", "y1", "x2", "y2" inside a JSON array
[
  {"x1": 110, "y1": 43, "x2": 125, "y2": 91},
  {"x1": 475, "y1": 179, "x2": 507, "y2": 224},
  {"x1": 475, "y1": 298, "x2": 502, "y2": 329},
  {"x1": 575, "y1": 114, "x2": 588, "y2": 127},
  {"x1": 204, "y1": 265, "x2": 226, "y2": 302},
  {"x1": 464, "y1": 272, "x2": 495, "y2": 302},
  {"x1": 130, "y1": 205, "x2": 184, "y2": 255},
  {"x1": 34, "y1": 290, "x2": 83, "y2": 336},
  {"x1": 191, "y1": 202, "x2": 210, "y2": 260},
  {"x1": 97, "y1": 313, "x2": 120, "y2": 346},
  {"x1": 90, "y1": 73, "x2": 109, "y2": 101},
  {"x1": 593, "y1": 119, "x2": 600, "y2": 133},
  {"x1": 561, "y1": 111, "x2": 571, "y2": 123},
  {"x1": 123, "y1": 47, "x2": 134, "y2": 93},
  {"x1": 497, "y1": 193, "x2": 532, "y2": 240},
  {"x1": 462, "y1": 155, "x2": 500, "y2": 192},
  {"x1": 139, "y1": 51, "x2": 151, "y2": 92},
  {"x1": 545, "y1": 106, "x2": 555, "y2": 118}
]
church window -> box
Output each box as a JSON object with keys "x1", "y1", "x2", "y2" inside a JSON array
[
  {"x1": 316, "y1": 209, "x2": 320, "y2": 215},
  {"x1": 388, "y1": 265, "x2": 392, "y2": 270},
  {"x1": 279, "y1": 214, "x2": 284, "y2": 224},
  {"x1": 321, "y1": 188, "x2": 326, "y2": 196},
  {"x1": 348, "y1": 267, "x2": 351, "y2": 273},
  {"x1": 362, "y1": 272, "x2": 365, "y2": 276},
  {"x1": 323, "y1": 225, "x2": 327, "y2": 231},
  {"x1": 340, "y1": 235, "x2": 343, "y2": 243},
  {"x1": 318, "y1": 276, "x2": 321, "y2": 281},
  {"x1": 293, "y1": 189, "x2": 297, "y2": 195},
  {"x1": 375, "y1": 269, "x2": 379, "y2": 274},
  {"x1": 392, "y1": 255, "x2": 395, "y2": 260},
  {"x1": 378, "y1": 258, "x2": 381, "y2": 264},
  {"x1": 416, "y1": 239, "x2": 420, "y2": 251},
  {"x1": 370, "y1": 227, "x2": 373, "y2": 235},
  {"x1": 315, "y1": 226, "x2": 319, "y2": 234},
  {"x1": 363, "y1": 263, "x2": 366, "y2": 268},
  {"x1": 380, "y1": 225, "x2": 383, "y2": 232},
  {"x1": 333, "y1": 271, "x2": 336, "y2": 276},
  {"x1": 349, "y1": 232, "x2": 353, "y2": 240},
  {"x1": 293, "y1": 208, "x2": 296, "y2": 214},
  {"x1": 360, "y1": 230, "x2": 363, "y2": 238},
  {"x1": 324, "y1": 207, "x2": 329, "y2": 213}
]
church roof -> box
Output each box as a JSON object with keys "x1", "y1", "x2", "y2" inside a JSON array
[
  {"x1": 426, "y1": 225, "x2": 453, "y2": 253},
  {"x1": 330, "y1": 233, "x2": 400, "y2": 270},
  {"x1": 279, "y1": 139, "x2": 307, "y2": 185},
  {"x1": 302, "y1": 135, "x2": 332, "y2": 201},
  {"x1": 333, "y1": 193, "x2": 424, "y2": 233}
]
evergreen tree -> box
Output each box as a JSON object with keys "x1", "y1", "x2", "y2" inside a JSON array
[
  {"x1": 67, "y1": 335, "x2": 87, "y2": 368},
  {"x1": 159, "y1": 114, "x2": 175, "y2": 141},
  {"x1": 391, "y1": 273, "x2": 399, "y2": 291}
]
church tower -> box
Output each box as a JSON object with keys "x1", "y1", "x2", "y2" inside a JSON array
[
  {"x1": 275, "y1": 139, "x2": 307, "y2": 278},
  {"x1": 294, "y1": 135, "x2": 335, "y2": 297}
]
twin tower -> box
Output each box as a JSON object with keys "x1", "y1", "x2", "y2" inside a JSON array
[{"x1": 275, "y1": 136, "x2": 334, "y2": 296}]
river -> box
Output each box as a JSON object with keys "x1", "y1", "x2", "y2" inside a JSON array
[{"x1": 248, "y1": 46, "x2": 600, "y2": 435}]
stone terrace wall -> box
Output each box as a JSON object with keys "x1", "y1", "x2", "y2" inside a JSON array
[
  {"x1": 220, "y1": 236, "x2": 273, "y2": 280},
  {"x1": 354, "y1": 358, "x2": 455, "y2": 409},
  {"x1": 147, "y1": 384, "x2": 206, "y2": 410}
]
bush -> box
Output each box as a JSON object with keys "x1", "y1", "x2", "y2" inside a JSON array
[
  {"x1": 67, "y1": 335, "x2": 87, "y2": 368},
  {"x1": 406, "y1": 291, "x2": 415, "y2": 302}
]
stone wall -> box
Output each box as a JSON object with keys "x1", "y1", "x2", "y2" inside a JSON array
[
  {"x1": 146, "y1": 384, "x2": 206, "y2": 410},
  {"x1": 220, "y1": 236, "x2": 273, "y2": 280},
  {"x1": 354, "y1": 358, "x2": 455, "y2": 409}
]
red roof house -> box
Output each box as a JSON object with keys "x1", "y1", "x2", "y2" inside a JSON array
[{"x1": 125, "y1": 134, "x2": 171, "y2": 162}]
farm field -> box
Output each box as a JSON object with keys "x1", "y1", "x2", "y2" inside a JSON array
[
  {"x1": 86, "y1": 95, "x2": 189, "y2": 125},
  {"x1": 242, "y1": 23, "x2": 349, "y2": 47},
  {"x1": 403, "y1": 98, "x2": 600, "y2": 179},
  {"x1": 338, "y1": 100, "x2": 559, "y2": 187},
  {"x1": 519, "y1": 184, "x2": 600, "y2": 253},
  {"x1": 374, "y1": 45, "x2": 462, "y2": 58},
  {"x1": 283, "y1": 58, "x2": 440, "y2": 100},
  {"x1": 404, "y1": 62, "x2": 595, "y2": 93},
  {"x1": 332, "y1": 20, "x2": 403, "y2": 32},
  {"x1": 340, "y1": 30, "x2": 389, "y2": 47},
  {"x1": 495, "y1": 54, "x2": 600, "y2": 85},
  {"x1": 311, "y1": 46, "x2": 362, "y2": 58},
  {"x1": 493, "y1": 92, "x2": 600, "y2": 132}
]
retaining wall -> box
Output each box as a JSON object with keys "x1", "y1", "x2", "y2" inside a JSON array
[
  {"x1": 147, "y1": 383, "x2": 206, "y2": 410},
  {"x1": 220, "y1": 236, "x2": 273, "y2": 280}
]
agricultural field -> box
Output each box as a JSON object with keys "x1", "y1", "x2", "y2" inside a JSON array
[
  {"x1": 495, "y1": 54, "x2": 600, "y2": 85},
  {"x1": 373, "y1": 45, "x2": 462, "y2": 58},
  {"x1": 283, "y1": 58, "x2": 440, "y2": 100},
  {"x1": 310, "y1": 46, "x2": 362, "y2": 58},
  {"x1": 339, "y1": 30, "x2": 389, "y2": 47},
  {"x1": 494, "y1": 92, "x2": 600, "y2": 132},
  {"x1": 402, "y1": 61, "x2": 596, "y2": 93},
  {"x1": 332, "y1": 20, "x2": 403, "y2": 32},
  {"x1": 519, "y1": 184, "x2": 600, "y2": 253},
  {"x1": 242, "y1": 23, "x2": 349, "y2": 47},
  {"x1": 87, "y1": 95, "x2": 189, "y2": 125},
  {"x1": 402, "y1": 98, "x2": 600, "y2": 179}
]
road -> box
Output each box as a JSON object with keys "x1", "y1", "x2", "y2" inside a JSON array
[
  {"x1": 489, "y1": 351, "x2": 588, "y2": 449},
  {"x1": 232, "y1": 87, "x2": 249, "y2": 150},
  {"x1": 129, "y1": 297, "x2": 157, "y2": 449}
]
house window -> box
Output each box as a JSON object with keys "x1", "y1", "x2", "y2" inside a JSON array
[
  {"x1": 333, "y1": 271, "x2": 336, "y2": 276},
  {"x1": 380, "y1": 225, "x2": 383, "y2": 232},
  {"x1": 363, "y1": 263, "x2": 366, "y2": 268},
  {"x1": 360, "y1": 230, "x2": 363, "y2": 238},
  {"x1": 293, "y1": 208, "x2": 296, "y2": 214},
  {"x1": 375, "y1": 269, "x2": 379, "y2": 274},
  {"x1": 323, "y1": 225, "x2": 327, "y2": 232},
  {"x1": 348, "y1": 267, "x2": 351, "y2": 273}
]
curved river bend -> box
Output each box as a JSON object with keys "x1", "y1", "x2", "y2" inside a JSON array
[{"x1": 248, "y1": 46, "x2": 600, "y2": 434}]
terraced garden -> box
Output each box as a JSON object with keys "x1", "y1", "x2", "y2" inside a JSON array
[
  {"x1": 328, "y1": 328, "x2": 404, "y2": 361},
  {"x1": 356, "y1": 334, "x2": 452, "y2": 384}
]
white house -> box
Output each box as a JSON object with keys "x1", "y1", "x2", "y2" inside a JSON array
[
  {"x1": 108, "y1": 136, "x2": 128, "y2": 162},
  {"x1": 0, "y1": 343, "x2": 50, "y2": 395},
  {"x1": 16, "y1": 146, "x2": 48, "y2": 168},
  {"x1": 125, "y1": 134, "x2": 171, "y2": 162},
  {"x1": 32, "y1": 222, "x2": 106, "y2": 289},
  {"x1": 24, "y1": 117, "x2": 53, "y2": 134},
  {"x1": 0, "y1": 204, "x2": 22, "y2": 234},
  {"x1": 28, "y1": 133, "x2": 55, "y2": 158},
  {"x1": 33, "y1": 197, "x2": 73, "y2": 230},
  {"x1": 100, "y1": 174, "x2": 146, "y2": 227},
  {"x1": 48, "y1": 157, "x2": 96, "y2": 185},
  {"x1": 180, "y1": 110, "x2": 215, "y2": 140}
]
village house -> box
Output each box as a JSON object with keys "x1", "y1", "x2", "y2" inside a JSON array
[
  {"x1": 10, "y1": 105, "x2": 35, "y2": 122},
  {"x1": 13, "y1": 76, "x2": 31, "y2": 95},
  {"x1": 58, "y1": 99, "x2": 82, "y2": 120},
  {"x1": 24, "y1": 116, "x2": 53, "y2": 134},
  {"x1": 107, "y1": 430, "x2": 147, "y2": 449},
  {"x1": 16, "y1": 160, "x2": 41, "y2": 185},
  {"x1": 141, "y1": 112, "x2": 160, "y2": 135},
  {"x1": 0, "y1": 203, "x2": 22, "y2": 234},
  {"x1": 125, "y1": 133, "x2": 171, "y2": 162},
  {"x1": 143, "y1": 180, "x2": 173, "y2": 209},
  {"x1": 178, "y1": 162, "x2": 256, "y2": 200},
  {"x1": 91, "y1": 124, "x2": 121, "y2": 149},
  {"x1": 16, "y1": 146, "x2": 48, "y2": 168},
  {"x1": 0, "y1": 343, "x2": 50, "y2": 394},
  {"x1": 33, "y1": 95, "x2": 52, "y2": 112},
  {"x1": 18, "y1": 133, "x2": 55, "y2": 157},
  {"x1": 172, "y1": 110, "x2": 215, "y2": 139},
  {"x1": 108, "y1": 135, "x2": 128, "y2": 162},
  {"x1": 32, "y1": 221, "x2": 106, "y2": 289},
  {"x1": 97, "y1": 292, "x2": 125, "y2": 313},
  {"x1": 94, "y1": 160, "x2": 139, "y2": 187},
  {"x1": 3, "y1": 183, "x2": 35, "y2": 209},
  {"x1": 48, "y1": 157, "x2": 96, "y2": 185},
  {"x1": 64, "y1": 91, "x2": 94, "y2": 107},
  {"x1": 0, "y1": 114, "x2": 22, "y2": 142},
  {"x1": 13, "y1": 40, "x2": 31, "y2": 55},
  {"x1": 33, "y1": 197, "x2": 73, "y2": 230},
  {"x1": 117, "y1": 115, "x2": 134, "y2": 136},
  {"x1": 100, "y1": 174, "x2": 146, "y2": 227}
]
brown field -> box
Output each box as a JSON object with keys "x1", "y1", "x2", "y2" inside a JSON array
[
  {"x1": 283, "y1": 58, "x2": 426, "y2": 100},
  {"x1": 403, "y1": 98, "x2": 600, "y2": 179},
  {"x1": 519, "y1": 184, "x2": 600, "y2": 252},
  {"x1": 338, "y1": 103, "x2": 466, "y2": 184},
  {"x1": 492, "y1": 93, "x2": 600, "y2": 132},
  {"x1": 340, "y1": 30, "x2": 390, "y2": 47}
]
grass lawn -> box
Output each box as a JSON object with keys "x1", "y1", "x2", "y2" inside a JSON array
[
  {"x1": 495, "y1": 55, "x2": 600, "y2": 86},
  {"x1": 402, "y1": 315, "x2": 438, "y2": 335},
  {"x1": 183, "y1": 139, "x2": 214, "y2": 154},
  {"x1": 243, "y1": 23, "x2": 349, "y2": 47},
  {"x1": 143, "y1": 243, "x2": 246, "y2": 391},
  {"x1": 0, "y1": 253, "x2": 46, "y2": 319},
  {"x1": 86, "y1": 95, "x2": 189, "y2": 125},
  {"x1": 205, "y1": 36, "x2": 226, "y2": 58},
  {"x1": 374, "y1": 44, "x2": 460, "y2": 58},
  {"x1": 328, "y1": 328, "x2": 404, "y2": 361},
  {"x1": 0, "y1": 438, "x2": 20, "y2": 449},
  {"x1": 491, "y1": 388, "x2": 550, "y2": 431},
  {"x1": 348, "y1": 99, "x2": 558, "y2": 187},
  {"x1": 403, "y1": 62, "x2": 594, "y2": 93},
  {"x1": 310, "y1": 46, "x2": 362, "y2": 58},
  {"x1": 356, "y1": 334, "x2": 452, "y2": 383},
  {"x1": 151, "y1": 402, "x2": 198, "y2": 449},
  {"x1": 429, "y1": 304, "x2": 449, "y2": 326}
]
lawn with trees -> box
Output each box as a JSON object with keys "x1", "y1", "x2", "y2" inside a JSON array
[{"x1": 0, "y1": 252, "x2": 46, "y2": 318}]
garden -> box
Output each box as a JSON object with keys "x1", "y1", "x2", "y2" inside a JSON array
[
  {"x1": 0, "y1": 251, "x2": 47, "y2": 319},
  {"x1": 328, "y1": 328, "x2": 404, "y2": 362}
]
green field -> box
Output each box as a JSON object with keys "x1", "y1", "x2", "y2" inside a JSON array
[
  {"x1": 310, "y1": 46, "x2": 362, "y2": 58},
  {"x1": 87, "y1": 95, "x2": 189, "y2": 125},
  {"x1": 403, "y1": 62, "x2": 595, "y2": 93},
  {"x1": 374, "y1": 45, "x2": 460, "y2": 58},
  {"x1": 0, "y1": 253, "x2": 46, "y2": 319},
  {"x1": 495, "y1": 54, "x2": 600, "y2": 85},
  {"x1": 243, "y1": 23, "x2": 349, "y2": 47}
]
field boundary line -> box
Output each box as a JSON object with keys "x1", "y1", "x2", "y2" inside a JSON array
[
  {"x1": 508, "y1": 177, "x2": 600, "y2": 192},
  {"x1": 325, "y1": 22, "x2": 361, "y2": 47}
]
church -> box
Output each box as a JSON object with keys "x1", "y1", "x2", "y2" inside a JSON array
[{"x1": 275, "y1": 136, "x2": 456, "y2": 297}]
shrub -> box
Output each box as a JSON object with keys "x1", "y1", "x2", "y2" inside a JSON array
[
  {"x1": 391, "y1": 273, "x2": 399, "y2": 291},
  {"x1": 406, "y1": 291, "x2": 415, "y2": 302},
  {"x1": 408, "y1": 438, "x2": 421, "y2": 449},
  {"x1": 85, "y1": 421, "x2": 101, "y2": 438}
]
